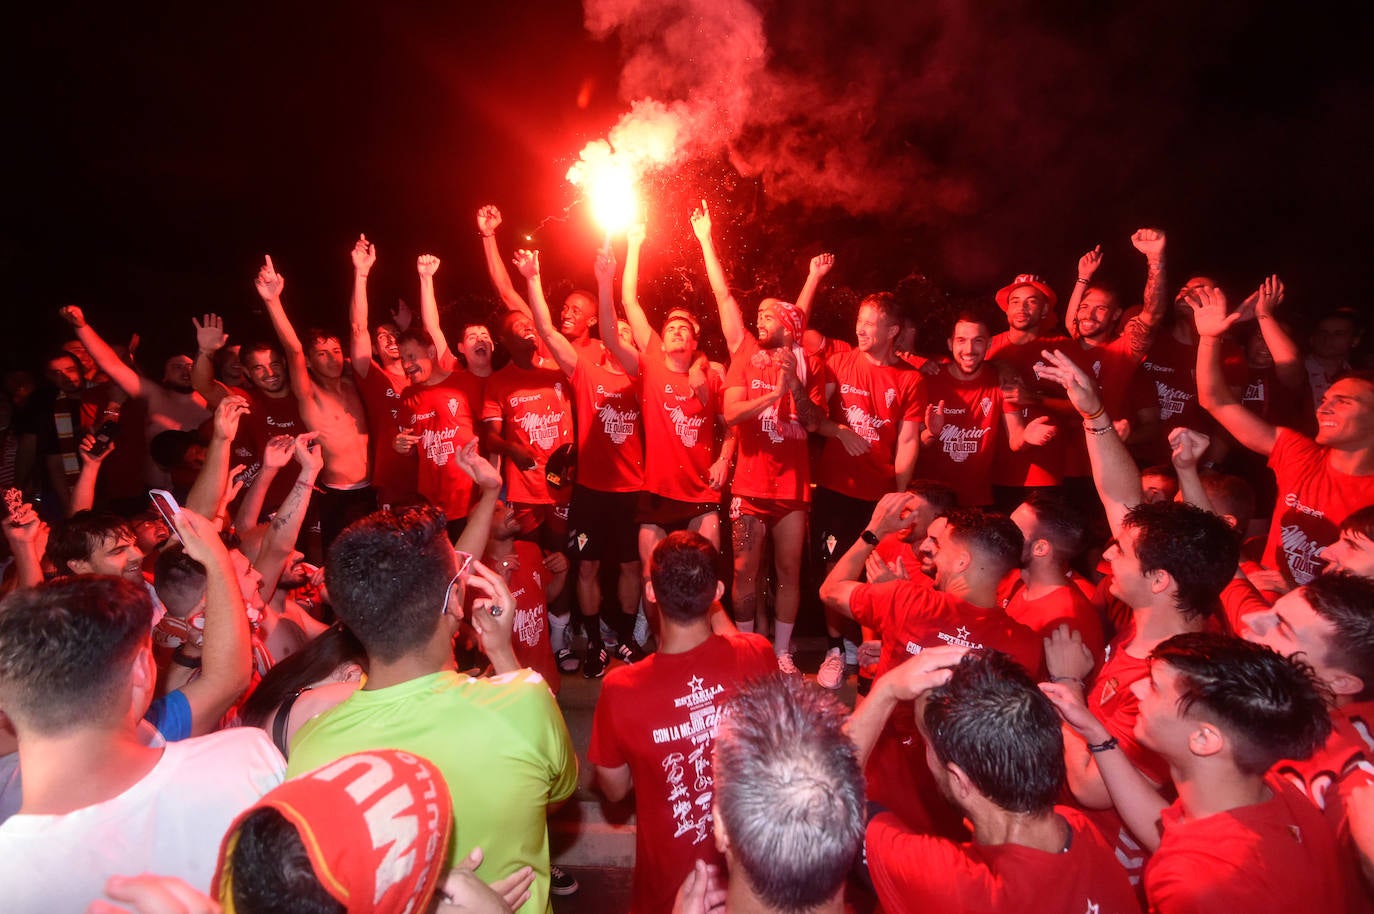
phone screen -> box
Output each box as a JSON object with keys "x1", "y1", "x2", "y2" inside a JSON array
[{"x1": 148, "y1": 489, "x2": 183, "y2": 542}]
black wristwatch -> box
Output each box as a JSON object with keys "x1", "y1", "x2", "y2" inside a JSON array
[{"x1": 860, "y1": 529, "x2": 881, "y2": 547}]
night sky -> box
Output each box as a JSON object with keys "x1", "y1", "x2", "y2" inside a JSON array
[{"x1": 6, "y1": 0, "x2": 1370, "y2": 372}]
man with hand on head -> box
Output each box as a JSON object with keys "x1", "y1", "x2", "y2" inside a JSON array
[{"x1": 850, "y1": 650, "x2": 1141, "y2": 914}]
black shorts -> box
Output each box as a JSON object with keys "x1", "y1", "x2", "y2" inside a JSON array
[
  {"x1": 567, "y1": 485, "x2": 641, "y2": 563},
  {"x1": 811, "y1": 487, "x2": 878, "y2": 564},
  {"x1": 637, "y1": 491, "x2": 720, "y2": 534}
]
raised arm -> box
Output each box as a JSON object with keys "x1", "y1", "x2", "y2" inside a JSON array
[
  {"x1": 846, "y1": 647, "x2": 967, "y2": 768},
  {"x1": 476, "y1": 205, "x2": 533, "y2": 317},
  {"x1": 191, "y1": 313, "x2": 233, "y2": 407},
  {"x1": 690, "y1": 201, "x2": 746, "y2": 355},
  {"x1": 1245, "y1": 275, "x2": 1304, "y2": 389},
  {"x1": 1129, "y1": 228, "x2": 1169, "y2": 341},
  {"x1": 1192, "y1": 286, "x2": 1279, "y2": 456},
  {"x1": 1, "y1": 500, "x2": 47, "y2": 592},
  {"x1": 417, "y1": 253, "x2": 456, "y2": 368},
  {"x1": 58, "y1": 306, "x2": 147, "y2": 399},
  {"x1": 1169, "y1": 427, "x2": 1218, "y2": 515},
  {"x1": 255, "y1": 433, "x2": 323, "y2": 603},
  {"x1": 1041, "y1": 681, "x2": 1169, "y2": 851},
  {"x1": 348, "y1": 234, "x2": 377, "y2": 376},
  {"x1": 1065, "y1": 244, "x2": 1103, "y2": 339},
  {"x1": 69, "y1": 434, "x2": 113, "y2": 516},
  {"x1": 596, "y1": 245, "x2": 639, "y2": 377},
  {"x1": 514, "y1": 250, "x2": 578, "y2": 377},
  {"x1": 185, "y1": 396, "x2": 247, "y2": 519},
  {"x1": 255, "y1": 256, "x2": 313, "y2": 402},
  {"x1": 1036, "y1": 349, "x2": 1142, "y2": 538},
  {"x1": 170, "y1": 508, "x2": 253, "y2": 736},
  {"x1": 235, "y1": 435, "x2": 295, "y2": 531},
  {"x1": 452, "y1": 440, "x2": 503, "y2": 558},
  {"x1": 794, "y1": 253, "x2": 834, "y2": 326},
  {"x1": 621, "y1": 222, "x2": 654, "y2": 351}
]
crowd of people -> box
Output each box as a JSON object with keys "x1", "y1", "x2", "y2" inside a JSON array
[{"x1": 1, "y1": 201, "x2": 1373, "y2": 913}]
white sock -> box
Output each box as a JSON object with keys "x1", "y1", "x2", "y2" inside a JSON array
[
  {"x1": 736, "y1": 619, "x2": 755, "y2": 633},
  {"x1": 774, "y1": 621, "x2": 795, "y2": 655},
  {"x1": 548, "y1": 613, "x2": 571, "y2": 651}
]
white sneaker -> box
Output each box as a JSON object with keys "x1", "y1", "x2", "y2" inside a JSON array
[
  {"x1": 816, "y1": 648, "x2": 845, "y2": 690},
  {"x1": 777, "y1": 651, "x2": 801, "y2": 676}
]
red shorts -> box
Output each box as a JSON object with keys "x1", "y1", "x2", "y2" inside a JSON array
[{"x1": 729, "y1": 496, "x2": 808, "y2": 529}]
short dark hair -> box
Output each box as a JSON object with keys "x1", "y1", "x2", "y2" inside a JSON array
[
  {"x1": 303, "y1": 328, "x2": 342, "y2": 350},
  {"x1": 1123, "y1": 501, "x2": 1239, "y2": 619},
  {"x1": 1198, "y1": 472, "x2": 1257, "y2": 530},
  {"x1": 46, "y1": 510, "x2": 134, "y2": 573},
  {"x1": 907, "y1": 479, "x2": 958, "y2": 514},
  {"x1": 153, "y1": 543, "x2": 208, "y2": 617},
  {"x1": 0, "y1": 577, "x2": 152, "y2": 734},
  {"x1": 226, "y1": 808, "x2": 345, "y2": 914},
  {"x1": 1021, "y1": 491, "x2": 1087, "y2": 561},
  {"x1": 239, "y1": 341, "x2": 285, "y2": 366},
  {"x1": 945, "y1": 507, "x2": 1023, "y2": 579},
  {"x1": 923, "y1": 651, "x2": 1064, "y2": 815},
  {"x1": 949, "y1": 309, "x2": 992, "y2": 337},
  {"x1": 714, "y1": 675, "x2": 863, "y2": 913},
  {"x1": 325, "y1": 506, "x2": 455, "y2": 663},
  {"x1": 1304, "y1": 573, "x2": 1374, "y2": 701},
  {"x1": 397, "y1": 328, "x2": 436, "y2": 350},
  {"x1": 649, "y1": 532, "x2": 718, "y2": 624},
  {"x1": 1152, "y1": 632, "x2": 1332, "y2": 775},
  {"x1": 1340, "y1": 504, "x2": 1374, "y2": 542}
]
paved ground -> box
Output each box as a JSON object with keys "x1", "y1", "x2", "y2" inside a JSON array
[{"x1": 548, "y1": 635, "x2": 863, "y2": 914}]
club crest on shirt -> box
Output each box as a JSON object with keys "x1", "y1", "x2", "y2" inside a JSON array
[
  {"x1": 885, "y1": 387, "x2": 897, "y2": 408},
  {"x1": 978, "y1": 397, "x2": 992, "y2": 418},
  {"x1": 1099, "y1": 677, "x2": 1119, "y2": 704},
  {"x1": 447, "y1": 397, "x2": 459, "y2": 417}
]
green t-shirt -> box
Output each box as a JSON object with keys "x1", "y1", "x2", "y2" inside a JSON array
[{"x1": 287, "y1": 669, "x2": 577, "y2": 914}]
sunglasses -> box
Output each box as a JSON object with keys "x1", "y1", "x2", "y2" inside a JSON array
[{"x1": 439, "y1": 551, "x2": 476, "y2": 617}]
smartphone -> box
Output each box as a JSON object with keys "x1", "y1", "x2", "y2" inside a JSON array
[
  {"x1": 148, "y1": 489, "x2": 183, "y2": 542},
  {"x1": 88, "y1": 418, "x2": 120, "y2": 457}
]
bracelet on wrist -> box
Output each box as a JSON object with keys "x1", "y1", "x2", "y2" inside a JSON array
[
  {"x1": 1049, "y1": 675, "x2": 1085, "y2": 688},
  {"x1": 1075, "y1": 277, "x2": 1090, "y2": 285},
  {"x1": 478, "y1": 231, "x2": 494, "y2": 239},
  {"x1": 1087, "y1": 736, "x2": 1119, "y2": 754},
  {"x1": 1084, "y1": 423, "x2": 1114, "y2": 436},
  {"x1": 1081, "y1": 405, "x2": 1105, "y2": 421}
]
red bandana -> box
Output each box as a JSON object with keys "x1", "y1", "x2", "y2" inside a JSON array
[{"x1": 215, "y1": 750, "x2": 452, "y2": 914}]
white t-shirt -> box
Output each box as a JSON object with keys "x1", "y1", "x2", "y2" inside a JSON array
[{"x1": 0, "y1": 727, "x2": 285, "y2": 912}]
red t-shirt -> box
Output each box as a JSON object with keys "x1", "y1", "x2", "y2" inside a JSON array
[
  {"x1": 989, "y1": 333, "x2": 1072, "y2": 487},
  {"x1": 482, "y1": 363, "x2": 573, "y2": 505},
  {"x1": 1265, "y1": 428, "x2": 1374, "y2": 586},
  {"x1": 849, "y1": 581, "x2": 1042, "y2": 833},
  {"x1": 874, "y1": 534, "x2": 927, "y2": 584},
  {"x1": 1138, "y1": 332, "x2": 1247, "y2": 435},
  {"x1": 637, "y1": 338, "x2": 722, "y2": 504},
  {"x1": 867, "y1": 806, "x2": 1143, "y2": 914},
  {"x1": 355, "y1": 363, "x2": 418, "y2": 507},
  {"x1": 587, "y1": 632, "x2": 776, "y2": 914},
  {"x1": 1006, "y1": 581, "x2": 1106, "y2": 668},
  {"x1": 1089, "y1": 632, "x2": 1171, "y2": 786},
  {"x1": 491, "y1": 539, "x2": 560, "y2": 694},
  {"x1": 571, "y1": 359, "x2": 643, "y2": 493},
  {"x1": 1055, "y1": 336, "x2": 1147, "y2": 477},
  {"x1": 816, "y1": 350, "x2": 925, "y2": 501},
  {"x1": 916, "y1": 365, "x2": 1014, "y2": 507},
  {"x1": 725, "y1": 337, "x2": 825, "y2": 502},
  {"x1": 402, "y1": 378, "x2": 476, "y2": 520},
  {"x1": 230, "y1": 386, "x2": 304, "y2": 517},
  {"x1": 1145, "y1": 775, "x2": 1348, "y2": 914}
]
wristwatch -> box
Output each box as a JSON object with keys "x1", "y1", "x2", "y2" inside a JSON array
[{"x1": 860, "y1": 529, "x2": 881, "y2": 547}]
